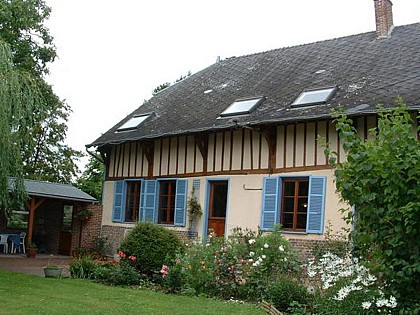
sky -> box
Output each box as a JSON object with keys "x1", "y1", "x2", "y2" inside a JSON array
[{"x1": 44, "y1": 0, "x2": 420, "y2": 170}]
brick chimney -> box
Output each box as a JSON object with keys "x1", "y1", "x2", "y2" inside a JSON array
[{"x1": 374, "y1": 0, "x2": 394, "y2": 38}]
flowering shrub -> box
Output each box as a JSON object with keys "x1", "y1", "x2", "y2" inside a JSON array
[
  {"x1": 307, "y1": 252, "x2": 398, "y2": 314},
  {"x1": 70, "y1": 255, "x2": 148, "y2": 287},
  {"x1": 163, "y1": 227, "x2": 300, "y2": 301},
  {"x1": 119, "y1": 222, "x2": 185, "y2": 278}
]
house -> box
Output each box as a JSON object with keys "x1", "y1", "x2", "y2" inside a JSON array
[
  {"x1": 88, "y1": 0, "x2": 420, "y2": 255},
  {"x1": 0, "y1": 179, "x2": 98, "y2": 255}
]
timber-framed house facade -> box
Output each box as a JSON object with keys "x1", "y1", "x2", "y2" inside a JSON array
[{"x1": 88, "y1": 0, "x2": 420, "y2": 254}]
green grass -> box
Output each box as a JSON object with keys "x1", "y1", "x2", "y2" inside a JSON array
[{"x1": 0, "y1": 270, "x2": 265, "y2": 314}]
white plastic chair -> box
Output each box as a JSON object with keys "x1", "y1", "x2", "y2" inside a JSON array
[
  {"x1": 19, "y1": 232, "x2": 26, "y2": 254},
  {"x1": 0, "y1": 235, "x2": 9, "y2": 254}
]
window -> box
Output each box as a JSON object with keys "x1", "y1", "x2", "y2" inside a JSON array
[
  {"x1": 220, "y1": 97, "x2": 264, "y2": 117},
  {"x1": 292, "y1": 87, "x2": 336, "y2": 107},
  {"x1": 158, "y1": 180, "x2": 176, "y2": 224},
  {"x1": 261, "y1": 176, "x2": 326, "y2": 233},
  {"x1": 125, "y1": 181, "x2": 141, "y2": 222},
  {"x1": 281, "y1": 179, "x2": 309, "y2": 231},
  {"x1": 112, "y1": 179, "x2": 187, "y2": 226},
  {"x1": 117, "y1": 114, "x2": 150, "y2": 132}
]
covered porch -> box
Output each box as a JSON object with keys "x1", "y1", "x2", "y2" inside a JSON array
[{"x1": 0, "y1": 179, "x2": 97, "y2": 255}]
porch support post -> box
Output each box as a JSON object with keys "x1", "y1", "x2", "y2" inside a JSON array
[{"x1": 26, "y1": 197, "x2": 45, "y2": 245}]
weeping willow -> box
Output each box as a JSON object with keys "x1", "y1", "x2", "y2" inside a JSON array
[{"x1": 0, "y1": 38, "x2": 46, "y2": 212}]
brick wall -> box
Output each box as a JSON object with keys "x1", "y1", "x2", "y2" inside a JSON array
[
  {"x1": 71, "y1": 204, "x2": 103, "y2": 253},
  {"x1": 100, "y1": 225, "x2": 127, "y2": 256},
  {"x1": 100, "y1": 225, "x2": 192, "y2": 257},
  {"x1": 288, "y1": 238, "x2": 325, "y2": 262}
]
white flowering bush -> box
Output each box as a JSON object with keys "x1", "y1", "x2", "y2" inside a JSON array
[
  {"x1": 163, "y1": 226, "x2": 301, "y2": 302},
  {"x1": 307, "y1": 252, "x2": 398, "y2": 314}
]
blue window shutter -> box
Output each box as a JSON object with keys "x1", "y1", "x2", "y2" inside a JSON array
[
  {"x1": 112, "y1": 180, "x2": 125, "y2": 222},
  {"x1": 140, "y1": 180, "x2": 157, "y2": 223},
  {"x1": 139, "y1": 180, "x2": 145, "y2": 222},
  {"x1": 261, "y1": 177, "x2": 279, "y2": 231},
  {"x1": 307, "y1": 176, "x2": 327, "y2": 234},
  {"x1": 174, "y1": 179, "x2": 188, "y2": 226}
]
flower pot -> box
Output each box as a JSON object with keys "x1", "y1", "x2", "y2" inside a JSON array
[
  {"x1": 26, "y1": 247, "x2": 38, "y2": 258},
  {"x1": 43, "y1": 267, "x2": 63, "y2": 278},
  {"x1": 188, "y1": 229, "x2": 197, "y2": 239}
]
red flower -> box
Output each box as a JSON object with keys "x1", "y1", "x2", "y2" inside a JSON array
[
  {"x1": 160, "y1": 264, "x2": 169, "y2": 278},
  {"x1": 118, "y1": 251, "x2": 126, "y2": 258}
]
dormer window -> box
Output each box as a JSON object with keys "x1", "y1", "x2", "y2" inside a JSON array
[
  {"x1": 220, "y1": 97, "x2": 265, "y2": 117},
  {"x1": 292, "y1": 87, "x2": 336, "y2": 107},
  {"x1": 117, "y1": 114, "x2": 150, "y2": 132}
]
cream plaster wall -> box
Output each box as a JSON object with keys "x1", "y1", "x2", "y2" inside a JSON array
[{"x1": 102, "y1": 168, "x2": 348, "y2": 241}]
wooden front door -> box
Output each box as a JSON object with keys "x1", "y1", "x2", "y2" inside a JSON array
[{"x1": 208, "y1": 181, "x2": 228, "y2": 236}]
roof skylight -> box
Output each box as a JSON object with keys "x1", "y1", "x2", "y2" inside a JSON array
[
  {"x1": 292, "y1": 87, "x2": 336, "y2": 107},
  {"x1": 220, "y1": 97, "x2": 264, "y2": 117},
  {"x1": 117, "y1": 114, "x2": 150, "y2": 132}
]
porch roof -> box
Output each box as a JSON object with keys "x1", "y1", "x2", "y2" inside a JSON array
[
  {"x1": 23, "y1": 179, "x2": 97, "y2": 203},
  {"x1": 8, "y1": 178, "x2": 97, "y2": 203}
]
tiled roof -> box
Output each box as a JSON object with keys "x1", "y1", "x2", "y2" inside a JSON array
[
  {"x1": 89, "y1": 23, "x2": 420, "y2": 148},
  {"x1": 9, "y1": 178, "x2": 97, "y2": 203}
]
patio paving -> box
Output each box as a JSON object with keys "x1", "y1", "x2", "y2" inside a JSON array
[{"x1": 0, "y1": 254, "x2": 72, "y2": 277}]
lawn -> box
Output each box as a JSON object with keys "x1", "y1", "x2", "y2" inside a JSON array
[{"x1": 0, "y1": 270, "x2": 265, "y2": 315}]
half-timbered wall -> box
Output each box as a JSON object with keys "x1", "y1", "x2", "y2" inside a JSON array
[
  {"x1": 107, "y1": 115, "x2": 402, "y2": 179},
  {"x1": 207, "y1": 129, "x2": 269, "y2": 173},
  {"x1": 108, "y1": 142, "x2": 149, "y2": 178}
]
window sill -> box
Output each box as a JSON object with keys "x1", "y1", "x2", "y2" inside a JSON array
[{"x1": 281, "y1": 230, "x2": 308, "y2": 235}]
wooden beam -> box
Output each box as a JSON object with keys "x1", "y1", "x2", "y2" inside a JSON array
[
  {"x1": 194, "y1": 134, "x2": 208, "y2": 173},
  {"x1": 140, "y1": 141, "x2": 154, "y2": 178},
  {"x1": 26, "y1": 197, "x2": 45, "y2": 245},
  {"x1": 262, "y1": 126, "x2": 277, "y2": 174}
]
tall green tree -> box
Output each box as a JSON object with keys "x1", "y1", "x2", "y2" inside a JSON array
[
  {"x1": 0, "y1": 0, "x2": 56, "y2": 76},
  {"x1": 0, "y1": 0, "x2": 82, "y2": 183},
  {"x1": 329, "y1": 103, "x2": 420, "y2": 309},
  {"x1": 76, "y1": 156, "x2": 104, "y2": 202},
  {"x1": 0, "y1": 39, "x2": 45, "y2": 210}
]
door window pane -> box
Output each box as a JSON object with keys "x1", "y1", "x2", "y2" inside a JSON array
[{"x1": 211, "y1": 182, "x2": 228, "y2": 218}]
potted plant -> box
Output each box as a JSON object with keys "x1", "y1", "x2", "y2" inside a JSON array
[
  {"x1": 43, "y1": 254, "x2": 63, "y2": 278},
  {"x1": 26, "y1": 242, "x2": 38, "y2": 258},
  {"x1": 187, "y1": 188, "x2": 202, "y2": 238}
]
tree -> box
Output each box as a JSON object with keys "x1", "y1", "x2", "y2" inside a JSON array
[
  {"x1": 76, "y1": 156, "x2": 104, "y2": 202},
  {"x1": 152, "y1": 71, "x2": 191, "y2": 95},
  {"x1": 0, "y1": 0, "x2": 56, "y2": 76},
  {"x1": 0, "y1": 0, "x2": 82, "y2": 183},
  {"x1": 21, "y1": 81, "x2": 83, "y2": 183},
  {"x1": 328, "y1": 103, "x2": 420, "y2": 308},
  {"x1": 0, "y1": 38, "x2": 45, "y2": 210}
]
